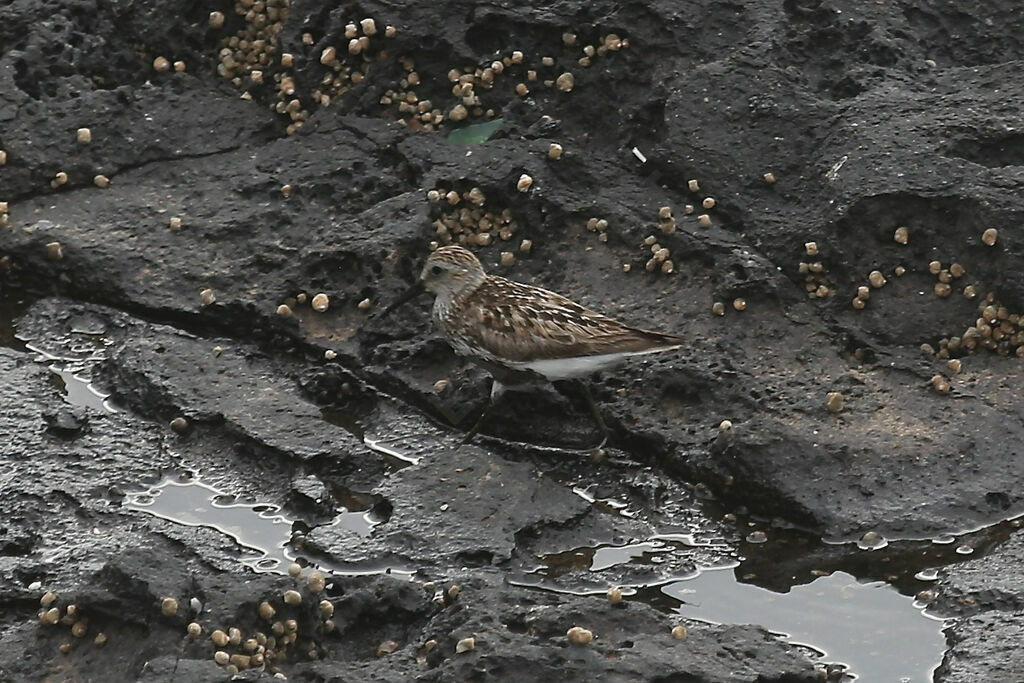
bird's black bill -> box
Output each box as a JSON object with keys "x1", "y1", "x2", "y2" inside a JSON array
[{"x1": 381, "y1": 281, "x2": 425, "y2": 316}]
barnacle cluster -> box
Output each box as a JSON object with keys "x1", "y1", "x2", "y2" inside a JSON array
[
  {"x1": 36, "y1": 592, "x2": 108, "y2": 654},
  {"x1": 198, "y1": 566, "x2": 336, "y2": 675},
  {"x1": 426, "y1": 186, "x2": 522, "y2": 259},
  {"x1": 798, "y1": 241, "x2": 835, "y2": 300},
  {"x1": 925, "y1": 294, "x2": 1024, "y2": 360},
  {"x1": 385, "y1": 32, "x2": 629, "y2": 129}
]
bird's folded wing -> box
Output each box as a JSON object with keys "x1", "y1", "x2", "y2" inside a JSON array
[{"x1": 459, "y1": 281, "x2": 671, "y2": 362}]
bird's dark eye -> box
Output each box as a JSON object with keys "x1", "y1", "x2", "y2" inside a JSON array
[{"x1": 430, "y1": 265, "x2": 443, "y2": 275}]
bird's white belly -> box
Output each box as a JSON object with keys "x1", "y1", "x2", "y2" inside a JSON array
[
  {"x1": 511, "y1": 345, "x2": 682, "y2": 380},
  {"x1": 512, "y1": 353, "x2": 632, "y2": 380}
]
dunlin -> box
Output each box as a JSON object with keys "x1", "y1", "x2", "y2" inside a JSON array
[{"x1": 401, "y1": 245, "x2": 685, "y2": 447}]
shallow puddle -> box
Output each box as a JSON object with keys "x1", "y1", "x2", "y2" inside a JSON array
[
  {"x1": 24, "y1": 337, "x2": 119, "y2": 414},
  {"x1": 44, "y1": 362, "x2": 118, "y2": 413},
  {"x1": 125, "y1": 476, "x2": 381, "y2": 574},
  {"x1": 518, "y1": 509, "x2": 1023, "y2": 681},
  {"x1": 520, "y1": 549, "x2": 948, "y2": 681},
  {"x1": 2, "y1": 293, "x2": 119, "y2": 412},
  {"x1": 664, "y1": 566, "x2": 949, "y2": 682}
]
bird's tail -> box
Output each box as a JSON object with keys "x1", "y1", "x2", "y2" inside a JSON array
[
  {"x1": 645, "y1": 330, "x2": 685, "y2": 349},
  {"x1": 621, "y1": 328, "x2": 685, "y2": 354}
]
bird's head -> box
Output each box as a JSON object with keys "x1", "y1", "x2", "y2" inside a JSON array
[{"x1": 420, "y1": 245, "x2": 487, "y2": 299}]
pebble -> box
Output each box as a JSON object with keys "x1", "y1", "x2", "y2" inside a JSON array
[
  {"x1": 307, "y1": 571, "x2": 326, "y2": 593},
  {"x1": 566, "y1": 626, "x2": 593, "y2": 645},
  {"x1": 311, "y1": 293, "x2": 329, "y2": 312},
  {"x1": 229, "y1": 654, "x2": 251, "y2": 670},
  {"x1": 859, "y1": 530, "x2": 884, "y2": 547},
  {"x1": 931, "y1": 375, "x2": 951, "y2": 394},
  {"x1": 449, "y1": 104, "x2": 468, "y2": 122},
  {"x1": 161, "y1": 597, "x2": 178, "y2": 617}
]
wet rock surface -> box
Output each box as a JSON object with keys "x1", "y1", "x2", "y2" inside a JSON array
[
  {"x1": 2, "y1": 0, "x2": 1024, "y2": 680},
  {"x1": 932, "y1": 532, "x2": 1024, "y2": 682}
]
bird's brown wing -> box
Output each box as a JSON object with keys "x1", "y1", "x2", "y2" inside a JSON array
[{"x1": 455, "y1": 277, "x2": 683, "y2": 362}]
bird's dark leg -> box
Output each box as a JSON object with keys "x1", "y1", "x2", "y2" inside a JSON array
[
  {"x1": 461, "y1": 379, "x2": 506, "y2": 445},
  {"x1": 576, "y1": 381, "x2": 609, "y2": 451}
]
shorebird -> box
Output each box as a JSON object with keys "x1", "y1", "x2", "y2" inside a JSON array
[{"x1": 393, "y1": 245, "x2": 685, "y2": 448}]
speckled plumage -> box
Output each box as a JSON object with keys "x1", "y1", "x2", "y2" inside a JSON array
[{"x1": 421, "y1": 246, "x2": 684, "y2": 382}]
